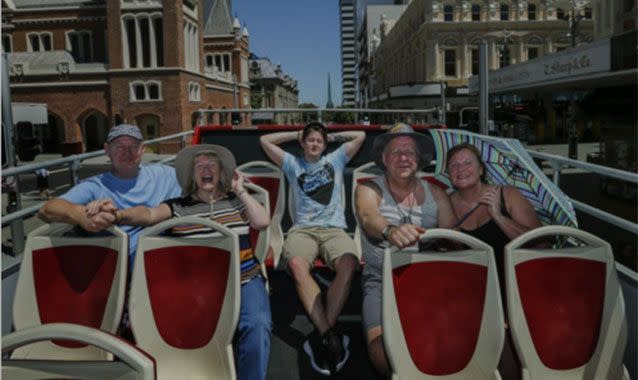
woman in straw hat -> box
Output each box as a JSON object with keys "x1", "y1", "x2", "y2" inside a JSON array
[{"x1": 88, "y1": 144, "x2": 272, "y2": 380}]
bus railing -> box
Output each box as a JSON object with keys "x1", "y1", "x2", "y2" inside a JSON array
[
  {"x1": 1, "y1": 129, "x2": 636, "y2": 277},
  {"x1": 1, "y1": 131, "x2": 192, "y2": 254}
]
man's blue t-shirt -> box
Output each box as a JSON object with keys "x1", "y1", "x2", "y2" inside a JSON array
[
  {"x1": 282, "y1": 145, "x2": 348, "y2": 229},
  {"x1": 61, "y1": 164, "x2": 181, "y2": 262}
]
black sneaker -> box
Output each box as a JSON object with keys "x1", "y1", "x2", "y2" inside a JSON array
[
  {"x1": 303, "y1": 330, "x2": 332, "y2": 376},
  {"x1": 324, "y1": 329, "x2": 350, "y2": 374}
]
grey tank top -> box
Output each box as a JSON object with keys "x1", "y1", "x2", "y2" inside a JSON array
[{"x1": 360, "y1": 176, "x2": 439, "y2": 273}]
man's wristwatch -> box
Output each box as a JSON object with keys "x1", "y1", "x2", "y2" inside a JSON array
[{"x1": 382, "y1": 224, "x2": 396, "y2": 241}]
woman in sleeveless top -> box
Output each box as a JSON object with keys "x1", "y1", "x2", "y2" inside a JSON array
[{"x1": 446, "y1": 143, "x2": 541, "y2": 283}]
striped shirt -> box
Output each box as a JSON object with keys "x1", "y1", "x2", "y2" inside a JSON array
[{"x1": 164, "y1": 194, "x2": 261, "y2": 284}]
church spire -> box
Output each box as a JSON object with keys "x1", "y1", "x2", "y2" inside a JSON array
[{"x1": 326, "y1": 72, "x2": 334, "y2": 109}]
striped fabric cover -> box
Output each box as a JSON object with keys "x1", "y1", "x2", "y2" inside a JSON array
[{"x1": 429, "y1": 129, "x2": 578, "y2": 227}]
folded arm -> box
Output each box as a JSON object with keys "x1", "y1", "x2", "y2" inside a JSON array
[{"x1": 115, "y1": 203, "x2": 172, "y2": 226}]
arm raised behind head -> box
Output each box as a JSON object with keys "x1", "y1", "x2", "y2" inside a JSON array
[{"x1": 259, "y1": 131, "x2": 299, "y2": 167}]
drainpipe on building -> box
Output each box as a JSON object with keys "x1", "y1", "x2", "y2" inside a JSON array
[
  {"x1": 439, "y1": 82, "x2": 447, "y2": 126},
  {"x1": 2, "y1": 53, "x2": 25, "y2": 256},
  {"x1": 479, "y1": 40, "x2": 489, "y2": 135}
]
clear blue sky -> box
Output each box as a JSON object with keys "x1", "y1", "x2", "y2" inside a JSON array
[{"x1": 233, "y1": 0, "x2": 342, "y2": 106}]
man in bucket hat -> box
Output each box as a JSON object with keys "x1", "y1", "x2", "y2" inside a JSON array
[
  {"x1": 38, "y1": 123, "x2": 181, "y2": 262},
  {"x1": 354, "y1": 123, "x2": 457, "y2": 375}
]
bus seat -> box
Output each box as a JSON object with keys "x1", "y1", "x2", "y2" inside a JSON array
[
  {"x1": 383, "y1": 229, "x2": 505, "y2": 380},
  {"x1": 129, "y1": 216, "x2": 240, "y2": 380},
  {"x1": 244, "y1": 182, "x2": 271, "y2": 288},
  {"x1": 2, "y1": 323, "x2": 155, "y2": 380},
  {"x1": 238, "y1": 161, "x2": 285, "y2": 269},
  {"x1": 504, "y1": 226, "x2": 630, "y2": 380},
  {"x1": 12, "y1": 223, "x2": 128, "y2": 360}
]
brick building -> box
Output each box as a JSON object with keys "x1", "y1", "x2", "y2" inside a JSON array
[
  {"x1": 1, "y1": 0, "x2": 250, "y2": 153},
  {"x1": 248, "y1": 54, "x2": 298, "y2": 125}
]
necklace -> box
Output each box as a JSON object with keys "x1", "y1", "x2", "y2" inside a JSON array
[
  {"x1": 193, "y1": 192, "x2": 226, "y2": 219},
  {"x1": 386, "y1": 176, "x2": 417, "y2": 225}
]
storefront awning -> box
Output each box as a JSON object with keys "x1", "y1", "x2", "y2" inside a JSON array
[{"x1": 11, "y1": 103, "x2": 48, "y2": 125}]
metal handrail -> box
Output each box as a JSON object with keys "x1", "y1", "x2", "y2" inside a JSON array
[
  {"x1": 196, "y1": 107, "x2": 440, "y2": 114},
  {"x1": 2, "y1": 130, "x2": 636, "y2": 272},
  {"x1": 2, "y1": 131, "x2": 193, "y2": 177},
  {"x1": 528, "y1": 150, "x2": 638, "y2": 184}
]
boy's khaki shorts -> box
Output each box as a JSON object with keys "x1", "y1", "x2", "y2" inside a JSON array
[{"x1": 282, "y1": 226, "x2": 360, "y2": 271}]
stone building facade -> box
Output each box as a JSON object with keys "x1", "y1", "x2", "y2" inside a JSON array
[
  {"x1": 248, "y1": 55, "x2": 298, "y2": 125},
  {"x1": 2, "y1": 0, "x2": 250, "y2": 153},
  {"x1": 368, "y1": 0, "x2": 594, "y2": 121}
]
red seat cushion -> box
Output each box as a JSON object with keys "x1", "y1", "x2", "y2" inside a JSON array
[
  {"x1": 515, "y1": 257, "x2": 605, "y2": 369},
  {"x1": 247, "y1": 176, "x2": 280, "y2": 219},
  {"x1": 33, "y1": 245, "x2": 118, "y2": 348},
  {"x1": 392, "y1": 261, "x2": 487, "y2": 375},
  {"x1": 144, "y1": 246, "x2": 231, "y2": 349}
]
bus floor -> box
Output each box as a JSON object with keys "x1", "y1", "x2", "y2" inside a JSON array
[{"x1": 266, "y1": 269, "x2": 521, "y2": 380}]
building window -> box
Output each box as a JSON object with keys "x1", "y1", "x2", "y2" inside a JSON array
[
  {"x1": 27, "y1": 32, "x2": 53, "y2": 52},
  {"x1": 130, "y1": 80, "x2": 162, "y2": 102},
  {"x1": 471, "y1": 48, "x2": 479, "y2": 75},
  {"x1": 527, "y1": 46, "x2": 539, "y2": 60},
  {"x1": 471, "y1": 4, "x2": 481, "y2": 21},
  {"x1": 500, "y1": 4, "x2": 509, "y2": 20},
  {"x1": 183, "y1": 20, "x2": 199, "y2": 71},
  {"x1": 66, "y1": 31, "x2": 92, "y2": 63},
  {"x1": 528, "y1": 4, "x2": 536, "y2": 20},
  {"x1": 121, "y1": 14, "x2": 164, "y2": 69},
  {"x1": 498, "y1": 45, "x2": 510, "y2": 67},
  {"x1": 2, "y1": 34, "x2": 12, "y2": 53},
  {"x1": 556, "y1": 8, "x2": 565, "y2": 19},
  {"x1": 555, "y1": 46, "x2": 567, "y2": 52},
  {"x1": 188, "y1": 81, "x2": 201, "y2": 102},
  {"x1": 444, "y1": 5, "x2": 454, "y2": 21},
  {"x1": 444, "y1": 49, "x2": 456, "y2": 77},
  {"x1": 206, "y1": 53, "x2": 231, "y2": 73},
  {"x1": 583, "y1": 6, "x2": 592, "y2": 19}
]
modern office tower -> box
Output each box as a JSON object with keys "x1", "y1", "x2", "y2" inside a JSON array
[{"x1": 339, "y1": 0, "x2": 357, "y2": 107}]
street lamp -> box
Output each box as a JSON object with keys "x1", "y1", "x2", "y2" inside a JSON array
[
  {"x1": 549, "y1": 0, "x2": 591, "y2": 159},
  {"x1": 551, "y1": 0, "x2": 590, "y2": 47}
]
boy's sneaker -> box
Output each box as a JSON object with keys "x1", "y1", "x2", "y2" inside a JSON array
[
  {"x1": 303, "y1": 330, "x2": 332, "y2": 376},
  {"x1": 324, "y1": 329, "x2": 350, "y2": 374}
]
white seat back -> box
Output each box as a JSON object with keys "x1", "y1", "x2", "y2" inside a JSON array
[
  {"x1": 237, "y1": 161, "x2": 285, "y2": 268},
  {"x1": 504, "y1": 226, "x2": 629, "y2": 380},
  {"x1": 3, "y1": 323, "x2": 155, "y2": 380},
  {"x1": 130, "y1": 216, "x2": 240, "y2": 380},
  {"x1": 383, "y1": 229, "x2": 504, "y2": 380},
  {"x1": 12, "y1": 224, "x2": 128, "y2": 360}
]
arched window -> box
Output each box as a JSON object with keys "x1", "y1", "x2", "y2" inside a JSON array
[
  {"x1": 444, "y1": 5, "x2": 454, "y2": 21},
  {"x1": 130, "y1": 80, "x2": 162, "y2": 102},
  {"x1": 500, "y1": 4, "x2": 509, "y2": 20},
  {"x1": 27, "y1": 32, "x2": 53, "y2": 52},
  {"x1": 471, "y1": 4, "x2": 481, "y2": 21},
  {"x1": 121, "y1": 13, "x2": 163, "y2": 68},
  {"x1": 528, "y1": 3, "x2": 537, "y2": 20},
  {"x1": 188, "y1": 81, "x2": 201, "y2": 102},
  {"x1": 66, "y1": 30, "x2": 93, "y2": 63}
]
